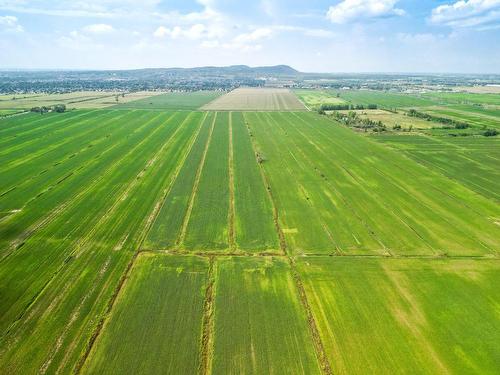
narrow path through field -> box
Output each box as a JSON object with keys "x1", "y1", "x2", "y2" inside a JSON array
[{"x1": 199, "y1": 256, "x2": 216, "y2": 375}]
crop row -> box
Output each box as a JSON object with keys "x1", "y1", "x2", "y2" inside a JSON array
[
  {"x1": 82, "y1": 254, "x2": 500, "y2": 374},
  {"x1": 246, "y1": 112, "x2": 500, "y2": 255}
]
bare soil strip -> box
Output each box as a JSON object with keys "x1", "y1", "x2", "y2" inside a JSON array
[
  {"x1": 177, "y1": 113, "x2": 217, "y2": 248},
  {"x1": 199, "y1": 256, "x2": 216, "y2": 375},
  {"x1": 227, "y1": 112, "x2": 236, "y2": 251},
  {"x1": 202, "y1": 88, "x2": 306, "y2": 111}
]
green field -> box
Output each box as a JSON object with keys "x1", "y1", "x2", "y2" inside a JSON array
[
  {"x1": 114, "y1": 91, "x2": 223, "y2": 110},
  {"x1": 308, "y1": 89, "x2": 435, "y2": 108},
  {"x1": 212, "y1": 257, "x2": 321, "y2": 374},
  {"x1": 83, "y1": 254, "x2": 208, "y2": 374},
  {"x1": 298, "y1": 257, "x2": 500, "y2": 374},
  {"x1": 293, "y1": 89, "x2": 347, "y2": 109},
  {"x1": 0, "y1": 88, "x2": 499, "y2": 374},
  {"x1": 374, "y1": 134, "x2": 500, "y2": 201}
]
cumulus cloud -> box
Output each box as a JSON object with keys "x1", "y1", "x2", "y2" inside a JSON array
[
  {"x1": 430, "y1": 0, "x2": 500, "y2": 28},
  {"x1": 200, "y1": 39, "x2": 263, "y2": 52},
  {"x1": 83, "y1": 23, "x2": 114, "y2": 34},
  {"x1": 233, "y1": 27, "x2": 273, "y2": 43},
  {"x1": 154, "y1": 23, "x2": 225, "y2": 40},
  {"x1": 326, "y1": 0, "x2": 405, "y2": 24},
  {"x1": 0, "y1": 15, "x2": 23, "y2": 32}
]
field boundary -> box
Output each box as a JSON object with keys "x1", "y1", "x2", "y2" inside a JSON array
[
  {"x1": 289, "y1": 257, "x2": 333, "y2": 375},
  {"x1": 199, "y1": 256, "x2": 216, "y2": 375}
]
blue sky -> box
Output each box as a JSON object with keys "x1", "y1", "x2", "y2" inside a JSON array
[{"x1": 0, "y1": 0, "x2": 499, "y2": 72}]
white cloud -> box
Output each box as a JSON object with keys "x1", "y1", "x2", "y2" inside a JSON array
[
  {"x1": 83, "y1": 23, "x2": 114, "y2": 34},
  {"x1": 397, "y1": 32, "x2": 440, "y2": 43},
  {"x1": 154, "y1": 23, "x2": 225, "y2": 40},
  {"x1": 0, "y1": 15, "x2": 23, "y2": 32},
  {"x1": 233, "y1": 27, "x2": 273, "y2": 43},
  {"x1": 274, "y1": 25, "x2": 336, "y2": 38},
  {"x1": 57, "y1": 30, "x2": 105, "y2": 50},
  {"x1": 326, "y1": 0, "x2": 405, "y2": 24},
  {"x1": 200, "y1": 39, "x2": 263, "y2": 52},
  {"x1": 430, "y1": 0, "x2": 500, "y2": 28},
  {"x1": 260, "y1": 0, "x2": 276, "y2": 17}
]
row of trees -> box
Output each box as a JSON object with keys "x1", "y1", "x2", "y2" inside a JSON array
[
  {"x1": 30, "y1": 104, "x2": 66, "y2": 114},
  {"x1": 331, "y1": 111, "x2": 388, "y2": 132},
  {"x1": 319, "y1": 103, "x2": 378, "y2": 111},
  {"x1": 407, "y1": 109, "x2": 469, "y2": 129}
]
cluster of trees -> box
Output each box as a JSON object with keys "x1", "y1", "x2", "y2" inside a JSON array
[
  {"x1": 30, "y1": 104, "x2": 66, "y2": 114},
  {"x1": 319, "y1": 103, "x2": 377, "y2": 111},
  {"x1": 407, "y1": 109, "x2": 469, "y2": 129},
  {"x1": 483, "y1": 129, "x2": 498, "y2": 137},
  {"x1": 331, "y1": 111, "x2": 387, "y2": 132}
]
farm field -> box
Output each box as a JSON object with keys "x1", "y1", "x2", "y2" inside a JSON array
[
  {"x1": 0, "y1": 89, "x2": 499, "y2": 374},
  {"x1": 211, "y1": 257, "x2": 321, "y2": 374},
  {"x1": 202, "y1": 87, "x2": 306, "y2": 111},
  {"x1": 82, "y1": 254, "x2": 208, "y2": 374},
  {"x1": 297, "y1": 257, "x2": 500, "y2": 375},
  {"x1": 0, "y1": 91, "x2": 124, "y2": 110},
  {"x1": 297, "y1": 89, "x2": 436, "y2": 108},
  {"x1": 420, "y1": 105, "x2": 500, "y2": 129},
  {"x1": 337, "y1": 109, "x2": 438, "y2": 130},
  {"x1": 246, "y1": 112, "x2": 499, "y2": 255},
  {"x1": 374, "y1": 134, "x2": 500, "y2": 201},
  {"x1": 293, "y1": 89, "x2": 347, "y2": 110},
  {"x1": 115, "y1": 91, "x2": 223, "y2": 110},
  {"x1": 422, "y1": 91, "x2": 500, "y2": 106}
]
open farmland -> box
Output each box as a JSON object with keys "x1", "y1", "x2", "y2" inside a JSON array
[
  {"x1": 295, "y1": 89, "x2": 435, "y2": 109},
  {"x1": 294, "y1": 89, "x2": 347, "y2": 110},
  {"x1": 297, "y1": 257, "x2": 500, "y2": 375},
  {"x1": 0, "y1": 91, "x2": 162, "y2": 110},
  {"x1": 201, "y1": 87, "x2": 306, "y2": 111},
  {"x1": 82, "y1": 254, "x2": 208, "y2": 374},
  {"x1": 337, "y1": 109, "x2": 439, "y2": 130},
  {"x1": 0, "y1": 87, "x2": 499, "y2": 374},
  {"x1": 374, "y1": 134, "x2": 500, "y2": 201},
  {"x1": 114, "y1": 91, "x2": 223, "y2": 110}
]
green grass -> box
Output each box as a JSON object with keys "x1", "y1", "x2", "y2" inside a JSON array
[
  {"x1": 0, "y1": 110, "x2": 204, "y2": 373},
  {"x1": 298, "y1": 257, "x2": 500, "y2": 375},
  {"x1": 82, "y1": 254, "x2": 208, "y2": 374},
  {"x1": 0, "y1": 91, "x2": 125, "y2": 110},
  {"x1": 183, "y1": 112, "x2": 230, "y2": 250},
  {"x1": 144, "y1": 112, "x2": 214, "y2": 250},
  {"x1": 337, "y1": 90, "x2": 435, "y2": 108},
  {"x1": 114, "y1": 91, "x2": 222, "y2": 110},
  {"x1": 0, "y1": 103, "x2": 499, "y2": 374},
  {"x1": 422, "y1": 91, "x2": 500, "y2": 106},
  {"x1": 293, "y1": 89, "x2": 347, "y2": 109},
  {"x1": 231, "y1": 112, "x2": 279, "y2": 251},
  {"x1": 212, "y1": 256, "x2": 321, "y2": 374},
  {"x1": 246, "y1": 112, "x2": 499, "y2": 255},
  {"x1": 421, "y1": 106, "x2": 500, "y2": 129},
  {"x1": 374, "y1": 134, "x2": 500, "y2": 201}
]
